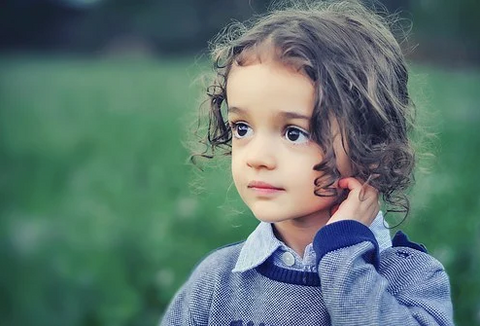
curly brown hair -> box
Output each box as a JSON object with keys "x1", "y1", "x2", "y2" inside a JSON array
[{"x1": 194, "y1": 0, "x2": 416, "y2": 220}]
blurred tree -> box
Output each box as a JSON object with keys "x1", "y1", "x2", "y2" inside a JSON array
[
  {"x1": 409, "y1": 0, "x2": 480, "y2": 64},
  {"x1": 1, "y1": 0, "x2": 478, "y2": 64}
]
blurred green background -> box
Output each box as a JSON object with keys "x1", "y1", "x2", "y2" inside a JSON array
[{"x1": 0, "y1": 1, "x2": 479, "y2": 325}]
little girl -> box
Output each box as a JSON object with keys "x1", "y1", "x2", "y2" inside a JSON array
[{"x1": 161, "y1": 1, "x2": 454, "y2": 325}]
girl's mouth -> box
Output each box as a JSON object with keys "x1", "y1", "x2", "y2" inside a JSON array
[{"x1": 247, "y1": 181, "x2": 285, "y2": 193}]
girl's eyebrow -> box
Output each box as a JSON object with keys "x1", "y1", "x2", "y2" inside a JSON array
[
  {"x1": 228, "y1": 106, "x2": 310, "y2": 120},
  {"x1": 280, "y1": 111, "x2": 310, "y2": 121},
  {"x1": 227, "y1": 106, "x2": 244, "y2": 115}
]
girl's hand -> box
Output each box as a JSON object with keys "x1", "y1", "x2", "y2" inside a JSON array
[{"x1": 327, "y1": 177, "x2": 380, "y2": 226}]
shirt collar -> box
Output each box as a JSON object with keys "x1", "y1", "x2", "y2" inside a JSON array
[
  {"x1": 232, "y1": 221, "x2": 282, "y2": 273},
  {"x1": 232, "y1": 211, "x2": 392, "y2": 273},
  {"x1": 370, "y1": 211, "x2": 393, "y2": 251}
]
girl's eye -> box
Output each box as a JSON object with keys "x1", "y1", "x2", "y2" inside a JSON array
[
  {"x1": 231, "y1": 122, "x2": 253, "y2": 139},
  {"x1": 284, "y1": 126, "x2": 309, "y2": 144}
]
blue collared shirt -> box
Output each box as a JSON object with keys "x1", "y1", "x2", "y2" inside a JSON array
[{"x1": 232, "y1": 212, "x2": 392, "y2": 273}]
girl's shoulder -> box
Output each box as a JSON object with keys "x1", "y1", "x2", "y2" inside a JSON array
[
  {"x1": 380, "y1": 230, "x2": 440, "y2": 267},
  {"x1": 391, "y1": 230, "x2": 428, "y2": 253},
  {"x1": 379, "y1": 231, "x2": 450, "y2": 294},
  {"x1": 188, "y1": 241, "x2": 245, "y2": 281},
  {"x1": 161, "y1": 241, "x2": 247, "y2": 324}
]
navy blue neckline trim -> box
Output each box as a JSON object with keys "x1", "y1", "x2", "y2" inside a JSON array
[
  {"x1": 255, "y1": 257, "x2": 320, "y2": 287},
  {"x1": 392, "y1": 230, "x2": 428, "y2": 253}
]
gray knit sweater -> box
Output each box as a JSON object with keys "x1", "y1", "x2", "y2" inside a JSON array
[{"x1": 161, "y1": 220, "x2": 454, "y2": 325}]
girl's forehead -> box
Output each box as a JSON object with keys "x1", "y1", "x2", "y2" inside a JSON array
[{"x1": 226, "y1": 61, "x2": 315, "y2": 120}]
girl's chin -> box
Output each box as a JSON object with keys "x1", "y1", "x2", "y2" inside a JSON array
[
  {"x1": 252, "y1": 210, "x2": 332, "y2": 226},
  {"x1": 251, "y1": 212, "x2": 291, "y2": 224},
  {"x1": 251, "y1": 213, "x2": 311, "y2": 224}
]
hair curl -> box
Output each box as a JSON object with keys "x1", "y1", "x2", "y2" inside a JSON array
[{"x1": 193, "y1": 0, "x2": 416, "y2": 221}]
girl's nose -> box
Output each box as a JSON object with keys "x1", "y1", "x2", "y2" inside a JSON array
[{"x1": 245, "y1": 136, "x2": 277, "y2": 170}]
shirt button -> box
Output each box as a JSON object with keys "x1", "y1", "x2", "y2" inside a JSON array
[{"x1": 281, "y1": 252, "x2": 295, "y2": 267}]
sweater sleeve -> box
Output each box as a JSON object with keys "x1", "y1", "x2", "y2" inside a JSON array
[
  {"x1": 313, "y1": 220, "x2": 454, "y2": 326},
  {"x1": 160, "y1": 285, "x2": 197, "y2": 326}
]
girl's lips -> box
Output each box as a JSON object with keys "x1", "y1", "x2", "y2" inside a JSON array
[{"x1": 247, "y1": 181, "x2": 285, "y2": 192}]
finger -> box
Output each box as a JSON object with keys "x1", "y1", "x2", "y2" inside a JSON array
[
  {"x1": 339, "y1": 177, "x2": 372, "y2": 202},
  {"x1": 358, "y1": 185, "x2": 366, "y2": 202},
  {"x1": 359, "y1": 184, "x2": 379, "y2": 202},
  {"x1": 358, "y1": 183, "x2": 377, "y2": 202},
  {"x1": 337, "y1": 177, "x2": 363, "y2": 191}
]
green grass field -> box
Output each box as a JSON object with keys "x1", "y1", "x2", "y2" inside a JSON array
[{"x1": 0, "y1": 55, "x2": 479, "y2": 326}]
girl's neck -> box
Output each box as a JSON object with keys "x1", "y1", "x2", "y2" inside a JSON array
[{"x1": 273, "y1": 214, "x2": 330, "y2": 258}]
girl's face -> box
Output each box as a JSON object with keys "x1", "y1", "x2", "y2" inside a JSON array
[{"x1": 226, "y1": 59, "x2": 351, "y2": 226}]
